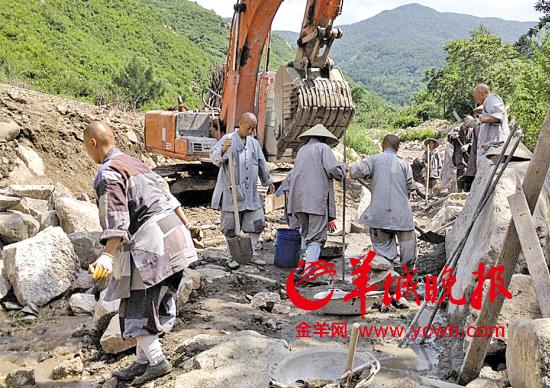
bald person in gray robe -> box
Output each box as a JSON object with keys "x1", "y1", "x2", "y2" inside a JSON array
[
  {"x1": 288, "y1": 125, "x2": 346, "y2": 267},
  {"x1": 210, "y1": 113, "x2": 275, "y2": 253},
  {"x1": 349, "y1": 134, "x2": 417, "y2": 269},
  {"x1": 474, "y1": 84, "x2": 510, "y2": 154}
]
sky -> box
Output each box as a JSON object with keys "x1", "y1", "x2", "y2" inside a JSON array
[{"x1": 191, "y1": 0, "x2": 541, "y2": 31}]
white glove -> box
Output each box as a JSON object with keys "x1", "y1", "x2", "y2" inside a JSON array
[
  {"x1": 89, "y1": 253, "x2": 114, "y2": 281},
  {"x1": 461, "y1": 144, "x2": 470, "y2": 153}
]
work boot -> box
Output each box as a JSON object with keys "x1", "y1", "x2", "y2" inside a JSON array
[
  {"x1": 131, "y1": 358, "x2": 172, "y2": 386},
  {"x1": 112, "y1": 361, "x2": 148, "y2": 381}
]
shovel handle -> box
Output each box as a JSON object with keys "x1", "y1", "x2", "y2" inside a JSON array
[
  {"x1": 345, "y1": 323, "x2": 361, "y2": 372},
  {"x1": 227, "y1": 145, "x2": 242, "y2": 234}
]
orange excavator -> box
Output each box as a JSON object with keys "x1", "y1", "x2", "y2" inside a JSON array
[{"x1": 144, "y1": 0, "x2": 355, "y2": 194}]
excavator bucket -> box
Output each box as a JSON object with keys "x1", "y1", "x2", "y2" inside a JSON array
[{"x1": 274, "y1": 65, "x2": 355, "y2": 158}]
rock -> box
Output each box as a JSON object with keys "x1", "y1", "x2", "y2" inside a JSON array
[
  {"x1": 428, "y1": 205, "x2": 463, "y2": 232},
  {"x1": 10, "y1": 197, "x2": 50, "y2": 217},
  {"x1": 371, "y1": 254, "x2": 392, "y2": 270},
  {"x1": 7, "y1": 210, "x2": 40, "y2": 240},
  {"x1": 250, "y1": 291, "x2": 281, "y2": 309},
  {"x1": 3, "y1": 301, "x2": 22, "y2": 311},
  {"x1": 4, "y1": 184, "x2": 54, "y2": 200},
  {"x1": 94, "y1": 290, "x2": 120, "y2": 331},
  {"x1": 125, "y1": 130, "x2": 139, "y2": 144},
  {"x1": 16, "y1": 145, "x2": 45, "y2": 176},
  {"x1": 7, "y1": 89, "x2": 27, "y2": 103},
  {"x1": 72, "y1": 269, "x2": 94, "y2": 291},
  {"x1": 3, "y1": 227, "x2": 79, "y2": 307},
  {"x1": 38, "y1": 210, "x2": 60, "y2": 230},
  {"x1": 196, "y1": 267, "x2": 229, "y2": 283},
  {"x1": 5, "y1": 367, "x2": 35, "y2": 387},
  {"x1": 227, "y1": 260, "x2": 240, "y2": 270},
  {"x1": 0, "y1": 259, "x2": 11, "y2": 299},
  {"x1": 466, "y1": 377, "x2": 507, "y2": 388},
  {"x1": 51, "y1": 182, "x2": 74, "y2": 202},
  {"x1": 201, "y1": 248, "x2": 228, "y2": 262},
  {"x1": 272, "y1": 302, "x2": 291, "y2": 315},
  {"x1": 52, "y1": 356, "x2": 84, "y2": 380},
  {"x1": 69, "y1": 293, "x2": 97, "y2": 315},
  {"x1": 184, "y1": 267, "x2": 202, "y2": 290},
  {"x1": 0, "y1": 211, "x2": 31, "y2": 243},
  {"x1": 56, "y1": 104, "x2": 69, "y2": 115},
  {"x1": 68, "y1": 231, "x2": 103, "y2": 269},
  {"x1": 447, "y1": 156, "x2": 550, "y2": 320},
  {"x1": 506, "y1": 318, "x2": 550, "y2": 388},
  {"x1": 100, "y1": 314, "x2": 136, "y2": 354},
  {"x1": 252, "y1": 258, "x2": 267, "y2": 266},
  {"x1": 102, "y1": 377, "x2": 119, "y2": 388},
  {"x1": 174, "y1": 331, "x2": 290, "y2": 387},
  {"x1": 176, "y1": 273, "x2": 194, "y2": 312},
  {"x1": 77, "y1": 193, "x2": 90, "y2": 202},
  {"x1": 175, "y1": 333, "x2": 224, "y2": 355},
  {"x1": 0, "y1": 194, "x2": 21, "y2": 211},
  {"x1": 0, "y1": 119, "x2": 20, "y2": 142},
  {"x1": 55, "y1": 196, "x2": 101, "y2": 234},
  {"x1": 356, "y1": 185, "x2": 371, "y2": 225}
]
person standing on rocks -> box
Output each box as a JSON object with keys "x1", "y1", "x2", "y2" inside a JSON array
[
  {"x1": 421, "y1": 138, "x2": 443, "y2": 195},
  {"x1": 210, "y1": 112, "x2": 275, "y2": 265},
  {"x1": 447, "y1": 119, "x2": 473, "y2": 192},
  {"x1": 473, "y1": 83, "x2": 510, "y2": 154},
  {"x1": 84, "y1": 121, "x2": 199, "y2": 385},
  {"x1": 288, "y1": 124, "x2": 345, "y2": 270},
  {"x1": 349, "y1": 134, "x2": 417, "y2": 271}
]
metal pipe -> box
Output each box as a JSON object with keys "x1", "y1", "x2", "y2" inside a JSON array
[{"x1": 342, "y1": 126, "x2": 347, "y2": 282}]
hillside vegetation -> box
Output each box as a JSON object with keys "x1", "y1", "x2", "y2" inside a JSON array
[
  {"x1": 278, "y1": 4, "x2": 535, "y2": 105},
  {"x1": 0, "y1": 0, "x2": 295, "y2": 110}
]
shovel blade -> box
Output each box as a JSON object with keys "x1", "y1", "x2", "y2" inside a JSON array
[
  {"x1": 418, "y1": 231, "x2": 445, "y2": 244},
  {"x1": 227, "y1": 235, "x2": 254, "y2": 264}
]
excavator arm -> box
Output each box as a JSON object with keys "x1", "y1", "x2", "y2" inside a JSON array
[{"x1": 220, "y1": 0, "x2": 354, "y2": 149}]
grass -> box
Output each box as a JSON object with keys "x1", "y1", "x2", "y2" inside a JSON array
[{"x1": 398, "y1": 127, "x2": 444, "y2": 142}]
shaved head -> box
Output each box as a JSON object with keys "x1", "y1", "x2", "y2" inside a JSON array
[
  {"x1": 474, "y1": 83, "x2": 491, "y2": 104},
  {"x1": 83, "y1": 121, "x2": 117, "y2": 164},
  {"x1": 238, "y1": 112, "x2": 257, "y2": 138},
  {"x1": 382, "y1": 134, "x2": 401, "y2": 151}
]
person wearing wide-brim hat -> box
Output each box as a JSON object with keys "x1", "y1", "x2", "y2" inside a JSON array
[
  {"x1": 422, "y1": 137, "x2": 443, "y2": 193},
  {"x1": 288, "y1": 124, "x2": 346, "y2": 271}
]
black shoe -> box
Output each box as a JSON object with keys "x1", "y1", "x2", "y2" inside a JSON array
[
  {"x1": 131, "y1": 358, "x2": 172, "y2": 386},
  {"x1": 112, "y1": 361, "x2": 149, "y2": 381}
]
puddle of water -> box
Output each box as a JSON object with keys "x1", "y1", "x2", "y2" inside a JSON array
[{"x1": 377, "y1": 343, "x2": 439, "y2": 372}]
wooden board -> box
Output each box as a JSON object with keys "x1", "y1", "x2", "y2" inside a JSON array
[
  {"x1": 458, "y1": 107, "x2": 550, "y2": 384},
  {"x1": 509, "y1": 189, "x2": 550, "y2": 318}
]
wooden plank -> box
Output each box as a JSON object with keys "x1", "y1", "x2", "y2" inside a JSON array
[
  {"x1": 458, "y1": 106, "x2": 550, "y2": 385},
  {"x1": 509, "y1": 189, "x2": 550, "y2": 318}
]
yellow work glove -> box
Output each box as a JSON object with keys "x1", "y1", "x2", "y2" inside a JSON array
[
  {"x1": 89, "y1": 253, "x2": 114, "y2": 281},
  {"x1": 188, "y1": 225, "x2": 203, "y2": 240}
]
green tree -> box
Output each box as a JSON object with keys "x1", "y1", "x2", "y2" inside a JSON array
[{"x1": 113, "y1": 56, "x2": 165, "y2": 109}]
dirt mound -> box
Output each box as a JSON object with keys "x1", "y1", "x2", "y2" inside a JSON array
[{"x1": 0, "y1": 84, "x2": 158, "y2": 196}]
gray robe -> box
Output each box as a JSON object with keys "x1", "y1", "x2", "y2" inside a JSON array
[
  {"x1": 422, "y1": 148, "x2": 442, "y2": 179},
  {"x1": 210, "y1": 131, "x2": 273, "y2": 212},
  {"x1": 288, "y1": 138, "x2": 346, "y2": 219},
  {"x1": 478, "y1": 93, "x2": 510, "y2": 153},
  {"x1": 351, "y1": 149, "x2": 414, "y2": 231}
]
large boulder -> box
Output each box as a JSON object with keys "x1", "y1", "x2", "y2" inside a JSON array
[
  {"x1": 2, "y1": 227, "x2": 79, "y2": 307},
  {"x1": 100, "y1": 314, "x2": 136, "y2": 354},
  {"x1": 0, "y1": 194, "x2": 21, "y2": 211},
  {"x1": 16, "y1": 145, "x2": 45, "y2": 176},
  {"x1": 7, "y1": 210, "x2": 40, "y2": 240},
  {"x1": 0, "y1": 259, "x2": 11, "y2": 299},
  {"x1": 10, "y1": 197, "x2": 50, "y2": 218},
  {"x1": 507, "y1": 318, "x2": 550, "y2": 388},
  {"x1": 174, "y1": 331, "x2": 290, "y2": 387},
  {"x1": 3, "y1": 184, "x2": 54, "y2": 200},
  {"x1": 68, "y1": 231, "x2": 103, "y2": 269},
  {"x1": 447, "y1": 156, "x2": 550, "y2": 321},
  {"x1": 0, "y1": 119, "x2": 20, "y2": 142},
  {"x1": 94, "y1": 290, "x2": 120, "y2": 331},
  {"x1": 55, "y1": 196, "x2": 101, "y2": 234},
  {"x1": 0, "y1": 212, "x2": 29, "y2": 243}
]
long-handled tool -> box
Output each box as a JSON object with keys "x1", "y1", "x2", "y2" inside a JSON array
[
  {"x1": 345, "y1": 323, "x2": 361, "y2": 373},
  {"x1": 226, "y1": 145, "x2": 254, "y2": 263},
  {"x1": 400, "y1": 128, "x2": 520, "y2": 348},
  {"x1": 342, "y1": 127, "x2": 348, "y2": 282},
  {"x1": 425, "y1": 144, "x2": 431, "y2": 204}
]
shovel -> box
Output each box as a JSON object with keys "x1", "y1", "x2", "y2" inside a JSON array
[
  {"x1": 226, "y1": 145, "x2": 254, "y2": 263},
  {"x1": 414, "y1": 223, "x2": 446, "y2": 244}
]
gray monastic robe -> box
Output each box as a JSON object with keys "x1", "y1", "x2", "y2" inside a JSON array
[
  {"x1": 351, "y1": 149, "x2": 414, "y2": 231},
  {"x1": 288, "y1": 138, "x2": 346, "y2": 219},
  {"x1": 210, "y1": 131, "x2": 273, "y2": 212},
  {"x1": 422, "y1": 148, "x2": 442, "y2": 179},
  {"x1": 478, "y1": 93, "x2": 510, "y2": 152}
]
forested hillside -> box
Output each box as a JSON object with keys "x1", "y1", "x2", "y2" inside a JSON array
[
  {"x1": 0, "y1": 0, "x2": 295, "y2": 110},
  {"x1": 277, "y1": 4, "x2": 535, "y2": 105}
]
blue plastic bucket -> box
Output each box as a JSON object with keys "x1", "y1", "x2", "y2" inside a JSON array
[{"x1": 274, "y1": 228, "x2": 302, "y2": 268}]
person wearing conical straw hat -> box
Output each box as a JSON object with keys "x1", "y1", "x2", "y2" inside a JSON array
[
  {"x1": 422, "y1": 138, "x2": 442, "y2": 194},
  {"x1": 288, "y1": 124, "x2": 346, "y2": 270}
]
